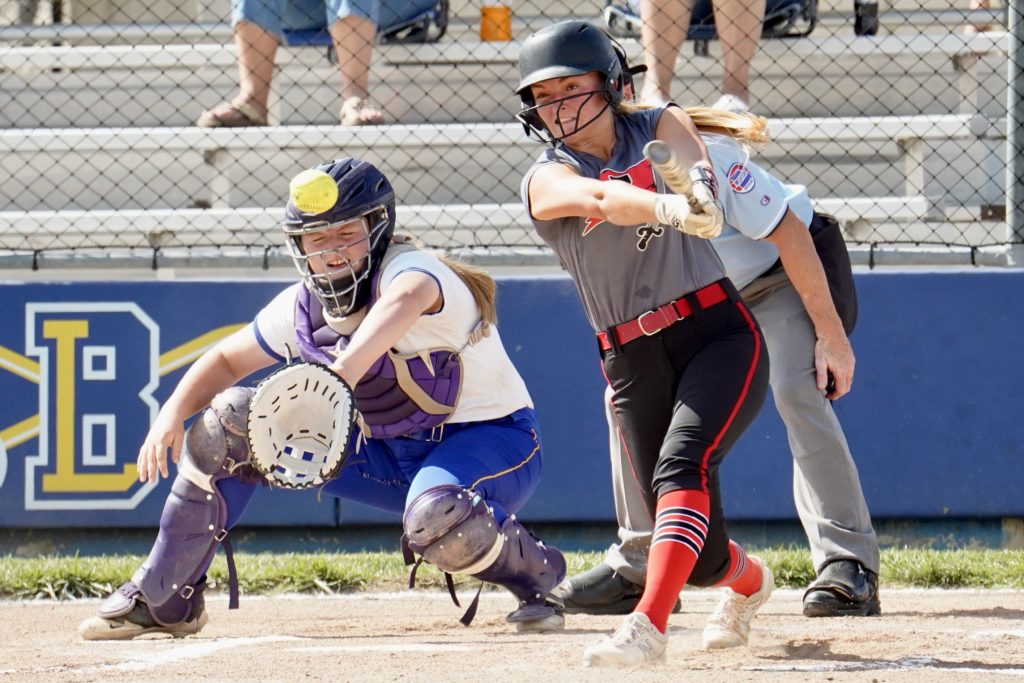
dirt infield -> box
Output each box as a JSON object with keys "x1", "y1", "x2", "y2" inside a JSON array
[{"x1": 1, "y1": 588, "x2": 1022, "y2": 682}]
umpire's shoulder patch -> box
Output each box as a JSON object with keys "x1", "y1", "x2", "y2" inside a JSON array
[{"x1": 727, "y1": 163, "x2": 756, "y2": 194}]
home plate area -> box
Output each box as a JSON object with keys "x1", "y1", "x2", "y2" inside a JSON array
[{"x1": 0, "y1": 588, "x2": 1021, "y2": 682}]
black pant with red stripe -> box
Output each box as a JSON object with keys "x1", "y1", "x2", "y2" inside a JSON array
[{"x1": 601, "y1": 278, "x2": 769, "y2": 586}]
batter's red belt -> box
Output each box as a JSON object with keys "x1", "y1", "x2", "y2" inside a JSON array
[{"x1": 597, "y1": 281, "x2": 729, "y2": 352}]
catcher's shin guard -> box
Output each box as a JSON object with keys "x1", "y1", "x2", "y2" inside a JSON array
[
  {"x1": 403, "y1": 485, "x2": 503, "y2": 575},
  {"x1": 402, "y1": 485, "x2": 566, "y2": 629},
  {"x1": 471, "y1": 515, "x2": 567, "y2": 629},
  {"x1": 131, "y1": 475, "x2": 232, "y2": 625}
]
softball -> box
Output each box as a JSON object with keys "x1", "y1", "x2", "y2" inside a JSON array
[{"x1": 289, "y1": 169, "x2": 338, "y2": 215}]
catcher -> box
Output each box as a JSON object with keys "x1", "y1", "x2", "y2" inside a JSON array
[{"x1": 78, "y1": 157, "x2": 566, "y2": 640}]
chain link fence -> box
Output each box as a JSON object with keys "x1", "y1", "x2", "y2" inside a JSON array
[{"x1": 0, "y1": 0, "x2": 1016, "y2": 268}]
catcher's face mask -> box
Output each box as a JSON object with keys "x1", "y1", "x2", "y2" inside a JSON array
[{"x1": 287, "y1": 216, "x2": 376, "y2": 318}]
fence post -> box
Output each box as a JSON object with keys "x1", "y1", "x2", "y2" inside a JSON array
[{"x1": 1009, "y1": 0, "x2": 1024, "y2": 243}]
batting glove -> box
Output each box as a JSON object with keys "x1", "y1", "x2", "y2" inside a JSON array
[{"x1": 654, "y1": 193, "x2": 723, "y2": 239}]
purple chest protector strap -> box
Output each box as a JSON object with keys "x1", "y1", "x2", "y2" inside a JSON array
[{"x1": 294, "y1": 276, "x2": 478, "y2": 439}]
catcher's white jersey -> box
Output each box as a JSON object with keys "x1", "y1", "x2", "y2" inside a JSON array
[
  {"x1": 704, "y1": 133, "x2": 816, "y2": 290},
  {"x1": 254, "y1": 249, "x2": 533, "y2": 424}
]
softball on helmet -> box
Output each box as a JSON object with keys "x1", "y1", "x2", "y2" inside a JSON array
[{"x1": 289, "y1": 169, "x2": 339, "y2": 215}]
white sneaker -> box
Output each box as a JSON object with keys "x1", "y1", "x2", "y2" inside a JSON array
[
  {"x1": 711, "y1": 94, "x2": 750, "y2": 114},
  {"x1": 702, "y1": 557, "x2": 774, "y2": 649},
  {"x1": 582, "y1": 612, "x2": 667, "y2": 668}
]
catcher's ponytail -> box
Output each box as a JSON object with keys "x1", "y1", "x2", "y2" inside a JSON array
[
  {"x1": 438, "y1": 255, "x2": 498, "y2": 325},
  {"x1": 386, "y1": 235, "x2": 498, "y2": 325}
]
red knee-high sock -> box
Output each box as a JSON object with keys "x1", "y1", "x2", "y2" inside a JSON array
[
  {"x1": 712, "y1": 540, "x2": 763, "y2": 597},
  {"x1": 635, "y1": 489, "x2": 710, "y2": 633}
]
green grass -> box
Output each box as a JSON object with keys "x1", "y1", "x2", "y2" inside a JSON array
[{"x1": 1, "y1": 548, "x2": 1022, "y2": 601}]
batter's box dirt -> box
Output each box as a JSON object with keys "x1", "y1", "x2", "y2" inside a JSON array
[{"x1": 0, "y1": 588, "x2": 1022, "y2": 682}]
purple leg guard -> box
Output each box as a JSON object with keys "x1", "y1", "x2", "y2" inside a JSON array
[
  {"x1": 403, "y1": 485, "x2": 566, "y2": 623},
  {"x1": 403, "y1": 485, "x2": 500, "y2": 573},
  {"x1": 472, "y1": 515, "x2": 567, "y2": 622},
  {"x1": 130, "y1": 475, "x2": 228, "y2": 625},
  {"x1": 95, "y1": 388, "x2": 259, "y2": 628}
]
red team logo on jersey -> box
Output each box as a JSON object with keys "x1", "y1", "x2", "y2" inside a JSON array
[{"x1": 582, "y1": 159, "x2": 657, "y2": 235}]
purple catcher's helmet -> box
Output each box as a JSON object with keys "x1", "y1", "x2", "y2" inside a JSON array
[{"x1": 283, "y1": 158, "x2": 396, "y2": 317}]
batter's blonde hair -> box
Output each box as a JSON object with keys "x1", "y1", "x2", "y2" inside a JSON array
[{"x1": 617, "y1": 102, "x2": 770, "y2": 147}]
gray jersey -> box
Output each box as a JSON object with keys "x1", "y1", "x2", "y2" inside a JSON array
[
  {"x1": 521, "y1": 107, "x2": 725, "y2": 333},
  {"x1": 705, "y1": 133, "x2": 816, "y2": 290}
]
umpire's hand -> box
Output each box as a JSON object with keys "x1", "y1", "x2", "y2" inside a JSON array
[{"x1": 816, "y1": 333, "x2": 855, "y2": 400}]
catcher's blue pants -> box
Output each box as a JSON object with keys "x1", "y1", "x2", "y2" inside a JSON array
[{"x1": 217, "y1": 406, "x2": 543, "y2": 528}]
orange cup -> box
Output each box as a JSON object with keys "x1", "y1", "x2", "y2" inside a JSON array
[{"x1": 480, "y1": 5, "x2": 512, "y2": 42}]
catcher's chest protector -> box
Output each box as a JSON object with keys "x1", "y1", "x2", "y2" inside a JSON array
[
  {"x1": 293, "y1": 247, "x2": 475, "y2": 438},
  {"x1": 295, "y1": 285, "x2": 463, "y2": 438}
]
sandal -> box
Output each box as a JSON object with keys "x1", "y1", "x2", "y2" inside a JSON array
[
  {"x1": 196, "y1": 99, "x2": 268, "y2": 128},
  {"x1": 340, "y1": 96, "x2": 384, "y2": 126}
]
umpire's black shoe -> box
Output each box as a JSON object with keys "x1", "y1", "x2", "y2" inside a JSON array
[
  {"x1": 548, "y1": 563, "x2": 680, "y2": 615},
  {"x1": 802, "y1": 559, "x2": 881, "y2": 617}
]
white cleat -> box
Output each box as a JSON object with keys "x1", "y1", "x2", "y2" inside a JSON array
[
  {"x1": 702, "y1": 557, "x2": 774, "y2": 649},
  {"x1": 582, "y1": 612, "x2": 667, "y2": 668}
]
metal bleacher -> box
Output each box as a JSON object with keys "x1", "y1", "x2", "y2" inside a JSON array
[{"x1": 0, "y1": 0, "x2": 1013, "y2": 267}]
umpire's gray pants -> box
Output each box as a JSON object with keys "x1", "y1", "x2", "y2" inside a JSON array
[{"x1": 604, "y1": 281, "x2": 879, "y2": 583}]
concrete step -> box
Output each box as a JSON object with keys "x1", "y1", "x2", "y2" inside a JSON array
[
  {"x1": 0, "y1": 116, "x2": 1005, "y2": 212},
  {"x1": 1, "y1": 197, "x2": 1009, "y2": 260},
  {"x1": 0, "y1": 32, "x2": 1008, "y2": 128}
]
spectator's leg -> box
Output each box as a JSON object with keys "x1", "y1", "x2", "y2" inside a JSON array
[
  {"x1": 18, "y1": 0, "x2": 40, "y2": 25},
  {"x1": 965, "y1": 0, "x2": 993, "y2": 33},
  {"x1": 639, "y1": 0, "x2": 694, "y2": 105},
  {"x1": 196, "y1": 20, "x2": 277, "y2": 127},
  {"x1": 234, "y1": 20, "x2": 278, "y2": 117},
  {"x1": 712, "y1": 0, "x2": 765, "y2": 110},
  {"x1": 331, "y1": 17, "x2": 383, "y2": 124}
]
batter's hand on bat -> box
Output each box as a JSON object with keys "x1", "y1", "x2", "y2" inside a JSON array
[
  {"x1": 654, "y1": 194, "x2": 723, "y2": 239},
  {"x1": 815, "y1": 333, "x2": 855, "y2": 400},
  {"x1": 644, "y1": 140, "x2": 723, "y2": 238},
  {"x1": 688, "y1": 170, "x2": 720, "y2": 219}
]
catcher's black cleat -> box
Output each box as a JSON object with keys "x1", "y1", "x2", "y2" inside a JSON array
[
  {"x1": 802, "y1": 559, "x2": 881, "y2": 617},
  {"x1": 549, "y1": 563, "x2": 681, "y2": 616}
]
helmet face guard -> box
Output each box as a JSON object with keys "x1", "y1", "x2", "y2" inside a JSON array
[
  {"x1": 283, "y1": 159, "x2": 396, "y2": 318},
  {"x1": 516, "y1": 89, "x2": 612, "y2": 143},
  {"x1": 286, "y1": 214, "x2": 386, "y2": 318},
  {"x1": 515, "y1": 20, "x2": 625, "y2": 144}
]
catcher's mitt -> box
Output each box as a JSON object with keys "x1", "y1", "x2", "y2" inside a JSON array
[{"x1": 246, "y1": 361, "x2": 355, "y2": 489}]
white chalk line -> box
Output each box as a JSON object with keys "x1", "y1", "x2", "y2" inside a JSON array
[
  {"x1": 84, "y1": 635, "x2": 303, "y2": 672},
  {"x1": 288, "y1": 644, "x2": 471, "y2": 653},
  {"x1": 746, "y1": 657, "x2": 1024, "y2": 676}
]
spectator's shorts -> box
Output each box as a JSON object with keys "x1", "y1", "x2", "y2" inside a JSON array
[{"x1": 233, "y1": 0, "x2": 379, "y2": 38}]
